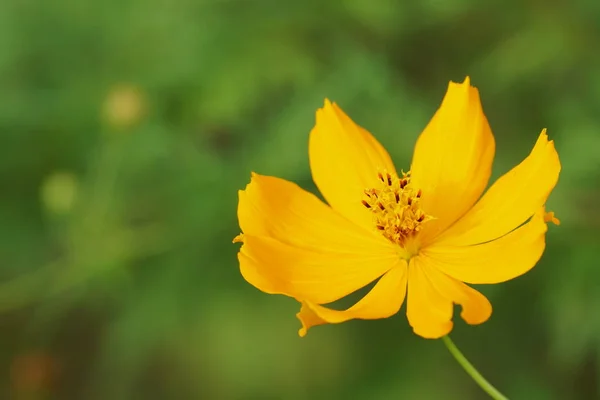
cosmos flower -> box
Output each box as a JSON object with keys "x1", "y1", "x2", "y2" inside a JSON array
[{"x1": 233, "y1": 77, "x2": 560, "y2": 339}]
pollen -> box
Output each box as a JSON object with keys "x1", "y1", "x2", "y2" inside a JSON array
[{"x1": 362, "y1": 171, "x2": 433, "y2": 247}]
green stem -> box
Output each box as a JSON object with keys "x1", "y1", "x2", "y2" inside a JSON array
[{"x1": 442, "y1": 335, "x2": 509, "y2": 400}]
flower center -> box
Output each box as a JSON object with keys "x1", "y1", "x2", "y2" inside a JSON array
[{"x1": 362, "y1": 171, "x2": 433, "y2": 248}]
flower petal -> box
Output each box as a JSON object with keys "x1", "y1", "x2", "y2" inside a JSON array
[
  {"x1": 410, "y1": 78, "x2": 495, "y2": 244},
  {"x1": 238, "y1": 235, "x2": 398, "y2": 304},
  {"x1": 296, "y1": 262, "x2": 407, "y2": 337},
  {"x1": 422, "y1": 208, "x2": 548, "y2": 284},
  {"x1": 435, "y1": 130, "x2": 560, "y2": 246},
  {"x1": 309, "y1": 99, "x2": 398, "y2": 230},
  {"x1": 407, "y1": 256, "x2": 492, "y2": 339},
  {"x1": 406, "y1": 260, "x2": 453, "y2": 339},
  {"x1": 236, "y1": 173, "x2": 400, "y2": 304},
  {"x1": 238, "y1": 173, "x2": 393, "y2": 252}
]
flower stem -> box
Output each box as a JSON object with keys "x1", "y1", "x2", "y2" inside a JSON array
[{"x1": 442, "y1": 335, "x2": 509, "y2": 400}]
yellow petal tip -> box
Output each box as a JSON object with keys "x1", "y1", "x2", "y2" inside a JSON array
[
  {"x1": 450, "y1": 76, "x2": 472, "y2": 88},
  {"x1": 544, "y1": 211, "x2": 560, "y2": 226},
  {"x1": 232, "y1": 233, "x2": 244, "y2": 244},
  {"x1": 296, "y1": 311, "x2": 309, "y2": 337},
  {"x1": 316, "y1": 99, "x2": 334, "y2": 120},
  {"x1": 244, "y1": 172, "x2": 262, "y2": 190},
  {"x1": 538, "y1": 128, "x2": 550, "y2": 142},
  {"x1": 322, "y1": 98, "x2": 334, "y2": 109},
  {"x1": 412, "y1": 321, "x2": 453, "y2": 340}
]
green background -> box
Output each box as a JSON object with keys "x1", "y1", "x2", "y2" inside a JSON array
[{"x1": 1, "y1": 0, "x2": 599, "y2": 399}]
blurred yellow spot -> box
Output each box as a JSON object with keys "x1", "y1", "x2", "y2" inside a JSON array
[
  {"x1": 41, "y1": 171, "x2": 78, "y2": 215},
  {"x1": 102, "y1": 84, "x2": 145, "y2": 129}
]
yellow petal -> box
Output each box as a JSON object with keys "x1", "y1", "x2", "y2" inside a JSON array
[
  {"x1": 436, "y1": 130, "x2": 560, "y2": 246},
  {"x1": 238, "y1": 173, "x2": 394, "y2": 252},
  {"x1": 407, "y1": 256, "x2": 492, "y2": 339},
  {"x1": 236, "y1": 173, "x2": 399, "y2": 304},
  {"x1": 309, "y1": 99, "x2": 398, "y2": 231},
  {"x1": 422, "y1": 208, "x2": 548, "y2": 284},
  {"x1": 239, "y1": 235, "x2": 398, "y2": 304},
  {"x1": 406, "y1": 260, "x2": 453, "y2": 339},
  {"x1": 296, "y1": 262, "x2": 407, "y2": 337},
  {"x1": 544, "y1": 211, "x2": 560, "y2": 225},
  {"x1": 410, "y1": 77, "x2": 495, "y2": 245}
]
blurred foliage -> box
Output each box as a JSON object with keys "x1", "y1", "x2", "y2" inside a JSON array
[{"x1": 0, "y1": 0, "x2": 599, "y2": 399}]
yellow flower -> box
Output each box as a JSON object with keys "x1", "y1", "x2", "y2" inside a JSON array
[{"x1": 234, "y1": 77, "x2": 561, "y2": 339}]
